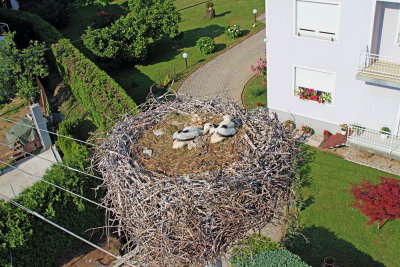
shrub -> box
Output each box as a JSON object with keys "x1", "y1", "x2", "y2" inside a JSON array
[
  {"x1": 233, "y1": 249, "x2": 310, "y2": 267},
  {"x1": 250, "y1": 57, "x2": 267, "y2": 76},
  {"x1": 52, "y1": 39, "x2": 138, "y2": 130},
  {"x1": 57, "y1": 117, "x2": 91, "y2": 169},
  {"x1": 0, "y1": 9, "x2": 62, "y2": 45},
  {"x1": 196, "y1": 37, "x2": 215, "y2": 54},
  {"x1": 206, "y1": 1, "x2": 214, "y2": 8},
  {"x1": 226, "y1": 24, "x2": 242, "y2": 39},
  {"x1": 23, "y1": 0, "x2": 70, "y2": 28},
  {"x1": 231, "y1": 234, "x2": 282, "y2": 264},
  {"x1": 0, "y1": 161, "x2": 103, "y2": 266}
]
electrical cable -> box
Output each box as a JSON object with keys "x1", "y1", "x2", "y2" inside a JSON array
[
  {"x1": 0, "y1": 141, "x2": 103, "y2": 181},
  {"x1": 0, "y1": 192, "x2": 136, "y2": 267},
  {"x1": 0, "y1": 159, "x2": 108, "y2": 210}
]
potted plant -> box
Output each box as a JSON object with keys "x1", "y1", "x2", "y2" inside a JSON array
[
  {"x1": 301, "y1": 125, "x2": 313, "y2": 136},
  {"x1": 284, "y1": 120, "x2": 295, "y2": 130},
  {"x1": 323, "y1": 130, "x2": 332, "y2": 139},
  {"x1": 340, "y1": 124, "x2": 348, "y2": 135},
  {"x1": 380, "y1": 126, "x2": 391, "y2": 139},
  {"x1": 206, "y1": 1, "x2": 214, "y2": 10}
]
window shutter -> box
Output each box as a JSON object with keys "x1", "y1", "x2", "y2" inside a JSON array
[
  {"x1": 295, "y1": 67, "x2": 335, "y2": 93},
  {"x1": 297, "y1": 1, "x2": 340, "y2": 40}
]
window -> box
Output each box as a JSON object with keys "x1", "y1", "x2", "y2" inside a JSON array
[
  {"x1": 296, "y1": 0, "x2": 340, "y2": 41},
  {"x1": 294, "y1": 67, "x2": 334, "y2": 104}
]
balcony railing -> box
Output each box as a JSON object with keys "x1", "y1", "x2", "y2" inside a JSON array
[
  {"x1": 358, "y1": 49, "x2": 400, "y2": 81},
  {"x1": 347, "y1": 124, "x2": 400, "y2": 156}
]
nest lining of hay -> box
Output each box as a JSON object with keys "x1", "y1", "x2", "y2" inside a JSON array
[{"x1": 93, "y1": 95, "x2": 297, "y2": 266}]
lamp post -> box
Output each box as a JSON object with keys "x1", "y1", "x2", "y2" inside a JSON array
[
  {"x1": 182, "y1": 52, "x2": 188, "y2": 68},
  {"x1": 252, "y1": 9, "x2": 258, "y2": 24}
]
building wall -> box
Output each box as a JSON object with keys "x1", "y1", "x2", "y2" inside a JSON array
[{"x1": 267, "y1": 0, "x2": 400, "y2": 135}]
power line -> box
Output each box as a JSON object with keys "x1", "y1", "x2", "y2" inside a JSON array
[
  {"x1": 0, "y1": 193, "x2": 135, "y2": 267},
  {"x1": 0, "y1": 141, "x2": 103, "y2": 181},
  {"x1": 0, "y1": 160, "x2": 108, "y2": 210},
  {"x1": 0, "y1": 116, "x2": 96, "y2": 146},
  {"x1": 0, "y1": 116, "x2": 133, "y2": 160}
]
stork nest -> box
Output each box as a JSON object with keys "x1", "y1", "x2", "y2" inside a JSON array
[{"x1": 93, "y1": 95, "x2": 297, "y2": 267}]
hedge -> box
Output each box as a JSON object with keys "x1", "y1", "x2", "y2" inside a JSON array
[
  {"x1": 52, "y1": 39, "x2": 138, "y2": 130},
  {"x1": 234, "y1": 249, "x2": 311, "y2": 267},
  {"x1": 0, "y1": 9, "x2": 61, "y2": 46},
  {"x1": 0, "y1": 9, "x2": 137, "y2": 131}
]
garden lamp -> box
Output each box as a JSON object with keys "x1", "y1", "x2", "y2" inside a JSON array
[
  {"x1": 252, "y1": 9, "x2": 258, "y2": 24},
  {"x1": 182, "y1": 52, "x2": 188, "y2": 68}
]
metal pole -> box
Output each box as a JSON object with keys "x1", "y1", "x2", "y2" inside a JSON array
[{"x1": 185, "y1": 58, "x2": 188, "y2": 68}]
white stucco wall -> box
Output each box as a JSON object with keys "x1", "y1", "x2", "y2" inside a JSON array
[{"x1": 267, "y1": 0, "x2": 400, "y2": 135}]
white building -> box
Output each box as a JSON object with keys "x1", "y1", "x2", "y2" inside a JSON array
[{"x1": 266, "y1": 0, "x2": 400, "y2": 157}]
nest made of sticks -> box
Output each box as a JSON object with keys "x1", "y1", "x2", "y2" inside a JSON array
[{"x1": 93, "y1": 95, "x2": 298, "y2": 267}]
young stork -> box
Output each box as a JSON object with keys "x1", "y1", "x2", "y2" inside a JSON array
[
  {"x1": 210, "y1": 115, "x2": 242, "y2": 143},
  {"x1": 173, "y1": 123, "x2": 213, "y2": 149}
]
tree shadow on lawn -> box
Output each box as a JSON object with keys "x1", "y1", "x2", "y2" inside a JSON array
[
  {"x1": 178, "y1": 24, "x2": 226, "y2": 48},
  {"x1": 140, "y1": 24, "x2": 226, "y2": 67},
  {"x1": 109, "y1": 66, "x2": 155, "y2": 105},
  {"x1": 215, "y1": 11, "x2": 232, "y2": 18},
  {"x1": 287, "y1": 226, "x2": 385, "y2": 267}
]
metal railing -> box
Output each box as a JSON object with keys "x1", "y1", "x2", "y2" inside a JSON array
[
  {"x1": 347, "y1": 124, "x2": 400, "y2": 155},
  {"x1": 358, "y1": 48, "x2": 400, "y2": 80}
]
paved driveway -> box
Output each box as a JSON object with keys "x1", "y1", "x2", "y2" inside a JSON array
[
  {"x1": 178, "y1": 29, "x2": 266, "y2": 104},
  {"x1": 0, "y1": 149, "x2": 56, "y2": 199}
]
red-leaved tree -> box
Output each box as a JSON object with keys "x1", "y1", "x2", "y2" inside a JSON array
[{"x1": 350, "y1": 177, "x2": 400, "y2": 230}]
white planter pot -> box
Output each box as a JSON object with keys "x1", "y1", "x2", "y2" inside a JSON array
[
  {"x1": 341, "y1": 130, "x2": 347, "y2": 135},
  {"x1": 380, "y1": 134, "x2": 389, "y2": 139}
]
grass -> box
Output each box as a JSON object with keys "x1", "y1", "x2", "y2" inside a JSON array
[
  {"x1": 60, "y1": 0, "x2": 265, "y2": 104},
  {"x1": 242, "y1": 75, "x2": 266, "y2": 109},
  {"x1": 291, "y1": 147, "x2": 400, "y2": 267}
]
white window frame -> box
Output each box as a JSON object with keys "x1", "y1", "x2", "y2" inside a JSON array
[
  {"x1": 294, "y1": 0, "x2": 341, "y2": 42},
  {"x1": 396, "y1": 11, "x2": 400, "y2": 45},
  {"x1": 293, "y1": 66, "x2": 335, "y2": 106}
]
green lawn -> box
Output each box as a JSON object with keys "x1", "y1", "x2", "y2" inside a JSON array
[
  {"x1": 242, "y1": 74, "x2": 266, "y2": 109},
  {"x1": 291, "y1": 147, "x2": 400, "y2": 267},
  {"x1": 60, "y1": 0, "x2": 265, "y2": 104}
]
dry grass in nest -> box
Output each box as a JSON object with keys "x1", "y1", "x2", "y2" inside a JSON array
[
  {"x1": 93, "y1": 95, "x2": 297, "y2": 267},
  {"x1": 134, "y1": 112, "x2": 242, "y2": 176}
]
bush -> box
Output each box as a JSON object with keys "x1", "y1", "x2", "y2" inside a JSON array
[
  {"x1": 0, "y1": 9, "x2": 62, "y2": 45},
  {"x1": 226, "y1": 24, "x2": 242, "y2": 39},
  {"x1": 196, "y1": 37, "x2": 215, "y2": 54},
  {"x1": 231, "y1": 234, "x2": 281, "y2": 264},
  {"x1": 23, "y1": 0, "x2": 70, "y2": 28},
  {"x1": 57, "y1": 117, "x2": 91, "y2": 169},
  {"x1": 0, "y1": 161, "x2": 103, "y2": 266},
  {"x1": 52, "y1": 39, "x2": 138, "y2": 130},
  {"x1": 234, "y1": 249, "x2": 310, "y2": 267}
]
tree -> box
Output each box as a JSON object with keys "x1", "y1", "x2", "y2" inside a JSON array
[
  {"x1": 350, "y1": 177, "x2": 400, "y2": 229},
  {"x1": 0, "y1": 32, "x2": 48, "y2": 103},
  {"x1": 82, "y1": 0, "x2": 181, "y2": 61}
]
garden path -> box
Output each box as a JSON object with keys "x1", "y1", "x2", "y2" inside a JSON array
[{"x1": 178, "y1": 20, "x2": 266, "y2": 104}]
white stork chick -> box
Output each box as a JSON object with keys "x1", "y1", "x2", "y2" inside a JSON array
[
  {"x1": 173, "y1": 123, "x2": 213, "y2": 149},
  {"x1": 210, "y1": 116, "x2": 241, "y2": 144}
]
